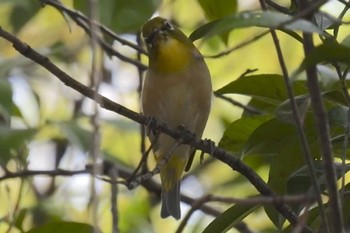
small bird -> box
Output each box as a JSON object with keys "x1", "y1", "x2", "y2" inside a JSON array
[{"x1": 141, "y1": 17, "x2": 212, "y2": 219}]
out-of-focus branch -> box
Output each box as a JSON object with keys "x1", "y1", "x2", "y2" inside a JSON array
[
  {"x1": 295, "y1": 0, "x2": 344, "y2": 232},
  {"x1": 0, "y1": 169, "x2": 90, "y2": 181},
  {"x1": 259, "y1": 0, "x2": 330, "y2": 232},
  {"x1": 0, "y1": 27, "x2": 311, "y2": 232},
  {"x1": 39, "y1": 0, "x2": 147, "y2": 70}
]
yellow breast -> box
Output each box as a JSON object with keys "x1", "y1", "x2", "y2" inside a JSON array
[{"x1": 153, "y1": 38, "x2": 191, "y2": 73}]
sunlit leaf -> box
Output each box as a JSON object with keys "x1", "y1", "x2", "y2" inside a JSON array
[
  {"x1": 215, "y1": 74, "x2": 307, "y2": 105},
  {"x1": 276, "y1": 95, "x2": 310, "y2": 124},
  {"x1": 328, "y1": 106, "x2": 348, "y2": 128},
  {"x1": 287, "y1": 161, "x2": 350, "y2": 195},
  {"x1": 294, "y1": 43, "x2": 350, "y2": 76},
  {"x1": 73, "y1": 0, "x2": 161, "y2": 34},
  {"x1": 10, "y1": 0, "x2": 41, "y2": 33},
  {"x1": 14, "y1": 209, "x2": 28, "y2": 231},
  {"x1": 202, "y1": 203, "x2": 259, "y2": 233},
  {"x1": 197, "y1": 0, "x2": 237, "y2": 44},
  {"x1": 0, "y1": 79, "x2": 13, "y2": 125},
  {"x1": 198, "y1": 0, "x2": 237, "y2": 20},
  {"x1": 56, "y1": 121, "x2": 92, "y2": 151},
  {"x1": 313, "y1": 12, "x2": 339, "y2": 31},
  {"x1": 281, "y1": 204, "x2": 320, "y2": 232},
  {"x1": 190, "y1": 11, "x2": 323, "y2": 41},
  {"x1": 243, "y1": 119, "x2": 291, "y2": 156},
  {"x1": 26, "y1": 221, "x2": 95, "y2": 233},
  {"x1": 219, "y1": 115, "x2": 272, "y2": 155},
  {"x1": 0, "y1": 128, "x2": 36, "y2": 162}
]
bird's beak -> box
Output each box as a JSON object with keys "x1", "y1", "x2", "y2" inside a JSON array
[{"x1": 144, "y1": 28, "x2": 161, "y2": 46}]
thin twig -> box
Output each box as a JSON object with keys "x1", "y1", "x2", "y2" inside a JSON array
[
  {"x1": 338, "y1": 0, "x2": 350, "y2": 9},
  {"x1": 208, "y1": 194, "x2": 315, "y2": 205},
  {"x1": 88, "y1": 1, "x2": 102, "y2": 232},
  {"x1": 215, "y1": 93, "x2": 262, "y2": 115},
  {"x1": 127, "y1": 143, "x2": 153, "y2": 182},
  {"x1": 259, "y1": 0, "x2": 330, "y2": 232},
  {"x1": 109, "y1": 165, "x2": 119, "y2": 233},
  {"x1": 296, "y1": 0, "x2": 344, "y2": 232},
  {"x1": 40, "y1": 0, "x2": 146, "y2": 55},
  {"x1": 175, "y1": 195, "x2": 212, "y2": 233},
  {"x1": 40, "y1": 0, "x2": 146, "y2": 70},
  {"x1": 0, "y1": 27, "x2": 312, "y2": 232},
  {"x1": 205, "y1": 31, "x2": 270, "y2": 59},
  {"x1": 0, "y1": 169, "x2": 90, "y2": 181},
  {"x1": 265, "y1": 0, "x2": 291, "y2": 14},
  {"x1": 333, "y1": 0, "x2": 350, "y2": 39},
  {"x1": 128, "y1": 140, "x2": 180, "y2": 189}
]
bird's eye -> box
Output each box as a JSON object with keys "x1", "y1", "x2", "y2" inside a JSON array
[{"x1": 163, "y1": 21, "x2": 174, "y2": 31}]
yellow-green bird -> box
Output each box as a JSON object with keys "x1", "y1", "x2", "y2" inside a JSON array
[{"x1": 141, "y1": 17, "x2": 212, "y2": 219}]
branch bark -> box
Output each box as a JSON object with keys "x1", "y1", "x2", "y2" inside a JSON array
[
  {"x1": 295, "y1": 1, "x2": 344, "y2": 232},
  {"x1": 0, "y1": 26, "x2": 312, "y2": 232}
]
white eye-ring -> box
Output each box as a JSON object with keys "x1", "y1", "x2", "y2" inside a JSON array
[{"x1": 163, "y1": 21, "x2": 174, "y2": 31}]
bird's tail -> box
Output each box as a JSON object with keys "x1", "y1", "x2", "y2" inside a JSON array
[
  {"x1": 161, "y1": 181, "x2": 180, "y2": 219},
  {"x1": 159, "y1": 153, "x2": 186, "y2": 219}
]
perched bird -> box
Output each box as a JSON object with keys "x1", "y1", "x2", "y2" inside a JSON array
[{"x1": 141, "y1": 17, "x2": 212, "y2": 219}]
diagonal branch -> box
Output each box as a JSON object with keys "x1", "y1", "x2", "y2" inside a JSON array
[
  {"x1": 0, "y1": 26, "x2": 312, "y2": 233},
  {"x1": 259, "y1": 0, "x2": 330, "y2": 232},
  {"x1": 295, "y1": 1, "x2": 344, "y2": 232},
  {"x1": 39, "y1": 0, "x2": 147, "y2": 70}
]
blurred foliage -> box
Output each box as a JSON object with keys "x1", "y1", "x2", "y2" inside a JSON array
[{"x1": 1, "y1": 0, "x2": 350, "y2": 233}]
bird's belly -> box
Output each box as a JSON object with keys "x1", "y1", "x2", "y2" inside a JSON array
[{"x1": 156, "y1": 85, "x2": 194, "y2": 128}]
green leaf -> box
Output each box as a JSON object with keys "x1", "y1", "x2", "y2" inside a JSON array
[
  {"x1": 276, "y1": 95, "x2": 310, "y2": 124},
  {"x1": 294, "y1": 43, "x2": 350, "y2": 77},
  {"x1": 73, "y1": 0, "x2": 161, "y2": 34},
  {"x1": 14, "y1": 208, "x2": 28, "y2": 231},
  {"x1": 313, "y1": 12, "x2": 339, "y2": 31},
  {"x1": 243, "y1": 115, "x2": 320, "y2": 160},
  {"x1": 56, "y1": 121, "x2": 92, "y2": 151},
  {"x1": 219, "y1": 115, "x2": 272, "y2": 155},
  {"x1": 198, "y1": 0, "x2": 237, "y2": 20},
  {"x1": 215, "y1": 74, "x2": 307, "y2": 105},
  {"x1": 26, "y1": 221, "x2": 95, "y2": 233},
  {"x1": 341, "y1": 33, "x2": 350, "y2": 48},
  {"x1": 0, "y1": 79, "x2": 13, "y2": 125},
  {"x1": 281, "y1": 205, "x2": 320, "y2": 233},
  {"x1": 328, "y1": 106, "x2": 348, "y2": 128},
  {"x1": 243, "y1": 118, "x2": 299, "y2": 156},
  {"x1": 202, "y1": 203, "x2": 259, "y2": 233},
  {"x1": 323, "y1": 89, "x2": 349, "y2": 106},
  {"x1": 0, "y1": 128, "x2": 36, "y2": 162},
  {"x1": 242, "y1": 98, "x2": 276, "y2": 116},
  {"x1": 190, "y1": 11, "x2": 323, "y2": 41},
  {"x1": 10, "y1": 0, "x2": 41, "y2": 33},
  {"x1": 197, "y1": 0, "x2": 237, "y2": 44},
  {"x1": 287, "y1": 161, "x2": 350, "y2": 195},
  {"x1": 262, "y1": 116, "x2": 321, "y2": 227},
  {"x1": 342, "y1": 183, "x2": 350, "y2": 227},
  {"x1": 265, "y1": 137, "x2": 307, "y2": 227}
]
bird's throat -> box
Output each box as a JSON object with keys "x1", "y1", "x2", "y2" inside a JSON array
[{"x1": 151, "y1": 38, "x2": 191, "y2": 73}]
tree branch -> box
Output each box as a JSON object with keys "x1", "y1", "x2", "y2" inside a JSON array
[
  {"x1": 0, "y1": 27, "x2": 311, "y2": 232},
  {"x1": 295, "y1": 1, "x2": 345, "y2": 232},
  {"x1": 39, "y1": 0, "x2": 146, "y2": 70},
  {"x1": 259, "y1": 0, "x2": 330, "y2": 232}
]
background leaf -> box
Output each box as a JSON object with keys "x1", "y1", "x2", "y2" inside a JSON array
[
  {"x1": 295, "y1": 43, "x2": 350, "y2": 76},
  {"x1": 219, "y1": 115, "x2": 272, "y2": 155},
  {"x1": 190, "y1": 11, "x2": 323, "y2": 41},
  {"x1": 203, "y1": 204, "x2": 259, "y2": 233},
  {"x1": 0, "y1": 128, "x2": 36, "y2": 162},
  {"x1": 10, "y1": 0, "x2": 41, "y2": 33},
  {"x1": 26, "y1": 221, "x2": 95, "y2": 233},
  {"x1": 215, "y1": 74, "x2": 307, "y2": 105},
  {"x1": 73, "y1": 0, "x2": 161, "y2": 34}
]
